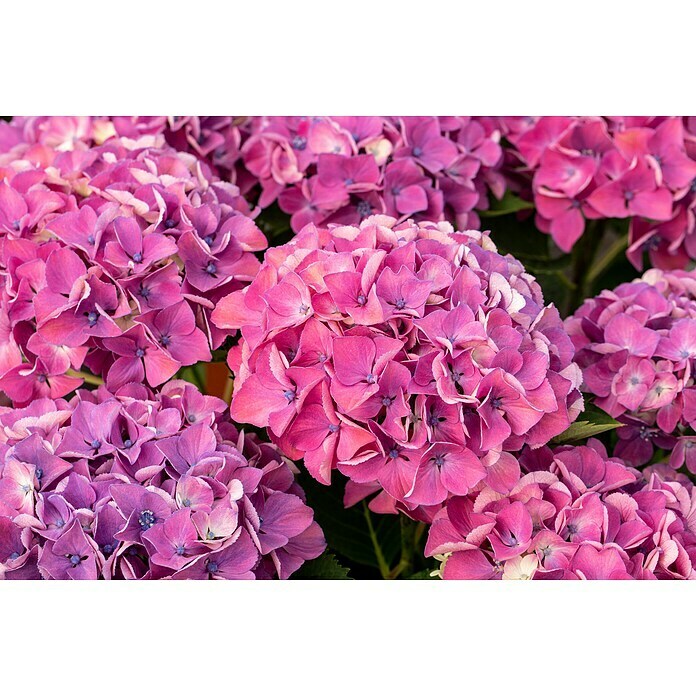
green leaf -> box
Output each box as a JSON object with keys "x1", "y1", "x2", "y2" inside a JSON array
[
  {"x1": 551, "y1": 404, "x2": 623, "y2": 444},
  {"x1": 406, "y1": 569, "x2": 439, "y2": 580},
  {"x1": 293, "y1": 553, "x2": 352, "y2": 580},
  {"x1": 479, "y1": 190, "x2": 535, "y2": 217},
  {"x1": 298, "y1": 473, "x2": 401, "y2": 570}
]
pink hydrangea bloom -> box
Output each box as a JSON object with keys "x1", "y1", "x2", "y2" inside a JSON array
[
  {"x1": 0, "y1": 381, "x2": 324, "y2": 580},
  {"x1": 214, "y1": 216, "x2": 583, "y2": 518},
  {"x1": 494, "y1": 116, "x2": 696, "y2": 265},
  {"x1": 0, "y1": 125, "x2": 266, "y2": 405},
  {"x1": 114, "y1": 117, "x2": 503, "y2": 233},
  {"x1": 567, "y1": 268, "x2": 696, "y2": 469},
  {"x1": 427, "y1": 440, "x2": 696, "y2": 580}
]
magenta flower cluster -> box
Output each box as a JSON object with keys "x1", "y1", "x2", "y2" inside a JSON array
[
  {"x1": 567, "y1": 268, "x2": 696, "y2": 471},
  {"x1": 101, "y1": 116, "x2": 506, "y2": 233},
  {"x1": 497, "y1": 116, "x2": 696, "y2": 264},
  {"x1": 0, "y1": 121, "x2": 266, "y2": 406},
  {"x1": 427, "y1": 440, "x2": 696, "y2": 580},
  {"x1": 213, "y1": 216, "x2": 583, "y2": 516},
  {"x1": 0, "y1": 380, "x2": 324, "y2": 580}
]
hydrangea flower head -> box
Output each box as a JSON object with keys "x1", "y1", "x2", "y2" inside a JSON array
[
  {"x1": 427, "y1": 440, "x2": 696, "y2": 580},
  {"x1": 0, "y1": 382, "x2": 324, "y2": 580},
  {"x1": 0, "y1": 125, "x2": 266, "y2": 405},
  {"x1": 214, "y1": 215, "x2": 583, "y2": 517},
  {"x1": 567, "y1": 268, "x2": 696, "y2": 469}
]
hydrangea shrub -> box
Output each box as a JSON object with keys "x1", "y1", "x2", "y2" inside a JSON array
[{"x1": 2, "y1": 115, "x2": 696, "y2": 581}]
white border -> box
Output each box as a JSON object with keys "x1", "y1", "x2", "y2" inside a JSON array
[{"x1": 1, "y1": 581, "x2": 694, "y2": 694}]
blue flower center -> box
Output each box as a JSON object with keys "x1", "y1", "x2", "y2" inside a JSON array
[
  {"x1": 207, "y1": 560, "x2": 219, "y2": 574},
  {"x1": 69, "y1": 554, "x2": 82, "y2": 567},
  {"x1": 138, "y1": 510, "x2": 157, "y2": 530},
  {"x1": 205, "y1": 262, "x2": 217, "y2": 275},
  {"x1": 356, "y1": 200, "x2": 372, "y2": 218},
  {"x1": 434, "y1": 454, "x2": 446, "y2": 468},
  {"x1": 37, "y1": 374, "x2": 47, "y2": 383},
  {"x1": 328, "y1": 423, "x2": 340, "y2": 433},
  {"x1": 283, "y1": 389, "x2": 296, "y2": 402},
  {"x1": 292, "y1": 135, "x2": 307, "y2": 151},
  {"x1": 160, "y1": 335, "x2": 172, "y2": 347},
  {"x1": 91, "y1": 439, "x2": 101, "y2": 450},
  {"x1": 382, "y1": 396, "x2": 394, "y2": 406},
  {"x1": 395, "y1": 298, "x2": 406, "y2": 310},
  {"x1": 132, "y1": 252, "x2": 143, "y2": 263},
  {"x1": 164, "y1": 219, "x2": 177, "y2": 229},
  {"x1": 412, "y1": 146, "x2": 423, "y2": 157},
  {"x1": 388, "y1": 448, "x2": 400, "y2": 459},
  {"x1": 139, "y1": 285, "x2": 151, "y2": 298},
  {"x1": 35, "y1": 467, "x2": 44, "y2": 480},
  {"x1": 365, "y1": 373, "x2": 376, "y2": 384},
  {"x1": 86, "y1": 311, "x2": 99, "y2": 327},
  {"x1": 175, "y1": 545, "x2": 185, "y2": 556}
]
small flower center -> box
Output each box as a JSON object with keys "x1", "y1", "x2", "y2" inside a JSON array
[
  {"x1": 356, "y1": 200, "x2": 372, "y2": 218},
  {"x1": 135, "y1": 347, "x2": 146, "y2": 358},
  {"x1": 86, "y1": 311, "x2": 99, "y2": 327},
  {"x1": 356, "y1": 294, "x2": 367, "y2": 306},
  {"x1": 207, "y1": 560, "x2": 219, "y2": 573},
  {"x1": 205, "y1": 262, "x2": 217, "y2": 275},
  {"x1": 132, "y1": 252, "x2": 143, "y2": 263},
  {"x1": 138, "y1": 510, "x2": 157, "y2": 531},
  {"x1": 69, "y1": 554, "x2": 82, "y2": 567}
]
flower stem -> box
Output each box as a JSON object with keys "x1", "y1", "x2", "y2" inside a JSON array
[
  {"x1": 585, "y1": 231, "x2": 628, "y2": 286},
  {"x1": 363, "y1": 503, "x2": 391, "y2": 579},
  {"x1": 66, "y1": 369, "x2": 104, "y2": 386},
  {"x1": 564, "y1": 220, "x2": 603, "y2": 316},
  {"x1": 388, "y1": 516, "x2": 418, "y2": 579}
]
